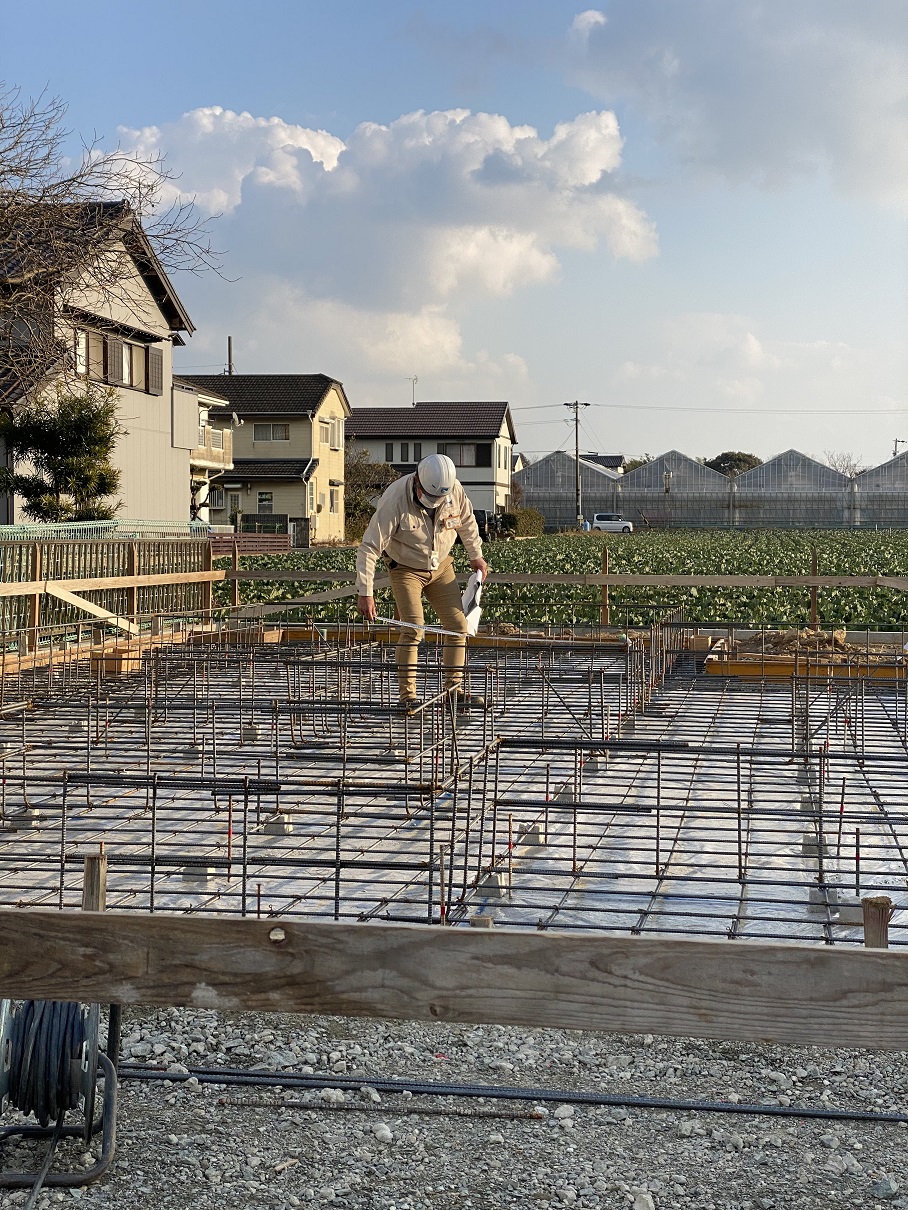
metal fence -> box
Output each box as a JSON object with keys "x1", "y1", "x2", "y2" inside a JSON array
[{"x1": 0, "y1": 520, "x2": 216, "y2": 542}]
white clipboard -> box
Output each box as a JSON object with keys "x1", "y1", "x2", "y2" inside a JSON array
[{"x1": 461, "y1": 570, "x2": 484, "y2": 637}]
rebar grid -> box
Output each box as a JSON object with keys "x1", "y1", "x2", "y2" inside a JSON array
[{"x1": 0, "y1": 611, "x2": 905, "y2": 945}]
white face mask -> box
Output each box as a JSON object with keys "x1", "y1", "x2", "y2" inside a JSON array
[{"x1": 415, "y1": 480, "x2": 449, "y2": 509}]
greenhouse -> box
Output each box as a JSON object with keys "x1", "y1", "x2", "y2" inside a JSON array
[
  {"x1": 514, "y1": 448, "x2": 908, "y2": 530},
  {"x1": 513, "y1": 449, "x2": 619, "y2": 529},
  {"x1": 616, "y1": 451, "x2": 730, "y2": 528}
]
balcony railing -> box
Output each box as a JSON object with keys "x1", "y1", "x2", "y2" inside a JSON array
[{"x1": 192, "y1": 425, "x2": 233, "y2": 469}]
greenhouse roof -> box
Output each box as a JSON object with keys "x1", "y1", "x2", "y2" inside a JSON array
[{"x1": 735, "y1": 449, "x2": 849, "y2": 491}]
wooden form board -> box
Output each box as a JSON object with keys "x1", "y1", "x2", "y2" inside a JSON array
[
  {"x1": 1, "y1": 910, "x2": 907, "y2": 1050},
  {"x1": 0, "y1": 570, "x2": 224, "y2": 599},
  {"x1": 44, "y1": 585, "x2": 140, "y2": 635}
]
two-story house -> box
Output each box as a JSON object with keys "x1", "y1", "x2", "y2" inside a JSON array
[
  {"x1": 347, "y1": 402, "x2": 516, "y2": 513},
  {"x1": 0, "y1": 201, "x2": 202, "y2": 522},
  {"x1": 178, "y1": 374, "x2": 351, "y2": 543}
]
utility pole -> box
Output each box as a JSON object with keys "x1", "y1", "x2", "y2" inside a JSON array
[
  {"x1": 564, "y1": 400, "x2": 590, "y2": 526},
  {"x1": 227, "y1": 336, "x2": 235, "y2": 376}
]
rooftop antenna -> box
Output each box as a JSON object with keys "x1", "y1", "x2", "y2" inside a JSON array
[
  {"x1": 407, "y1": 376, "x2": 418, "y2": 407},
  {"x1": 894, "y1": 438, "x2": 908, "y2": 459},
  {"x1": 227, "y1": 336, "x2": 235, "y2": 377}
]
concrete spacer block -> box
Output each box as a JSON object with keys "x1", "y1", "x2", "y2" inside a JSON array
[
  {"x1": 478, "y1": 871, "x2": 506, "y2": 897},
  {"x1": 801, "y1": 833, "x2": 830, "y2": 857},
  {"x1": 809, "y1": 884, "x2": 838, "y2": 907},
  {"x1": 180, "y1": 866, "x2": 217, "y2": 882},
  {"x1": 263, "y1": 814, "x2": 294, "y2": 835},
  {"x1": 9, "y1": 808, "x2": 43, "y2": 829},
  {"x1": 241, "y1": 724, "x2": 261, "y2": 743},
  {"x1": 469, "y1": 914, "x2": 494, "y2": 928},
  {"x1": 837, "y1": 897, "x2": 864, "y2": 925}
]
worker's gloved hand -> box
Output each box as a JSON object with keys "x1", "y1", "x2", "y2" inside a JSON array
[
  {"x1": 469, "y1": 557, "x2": 489, "y2": 580},
  {"x1": 357, "y1": 595, "x2": 377, "y2": 622}
]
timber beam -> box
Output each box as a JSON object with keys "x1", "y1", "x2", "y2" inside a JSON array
[{"x1": 0, "y1": 910, "x2": 907, "y2": 1050}]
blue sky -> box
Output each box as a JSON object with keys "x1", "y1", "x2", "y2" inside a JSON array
[{"x1": 5, "y1": 1, "x2": 907, "y2": 463}]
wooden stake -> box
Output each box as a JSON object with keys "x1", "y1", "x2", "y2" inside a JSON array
[
  {"x1": 862, "y1": 896, "x2": 893, "y2": 949},
  {"x1": 599, "y1": 547, "x2": 610, "y2": 626},
  {"x1": 82, "y1": 845, "x2": 108, "y2": 913}
]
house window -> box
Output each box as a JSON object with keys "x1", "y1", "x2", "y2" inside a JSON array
[
  {"x1": 253, "y1": 423, "x2": 289, "y2": 442},
  {"x1": 385, "y1": 442, "x2": 394, "y2": 462},
  {"x1": 320, "y1": 420, "x2": 330, "y2": 445},
  {"x1": 329, "y1": 418, "x2": 343, "y2": 450},
  {"x1": 307, "y1": 481, "x2": 315, "y2": 514},
  {"x1": 228, "y1": 492, "x2": 241, "y2": 515},
  {"x1": 74, "y1": 330, "x2": 88, "y2": 375},
  {"x1": 329, "y1": 488, "x2": 339, "y2": 514},
  {"x1": 257, "y1": 491, "x2": 274, "y2": 514},
  {"x1": 209, "y1": 487, "x2": 225, "y2": 510},
  {"x1": 413, "y1": 442, "x2": 422, "y2": 461},
  {"x1": 400, "y1": 442, "x2": 409, "y2": 462},
  {"x1": 439, "y1": 443, "x2": 492, "y2": 468}
]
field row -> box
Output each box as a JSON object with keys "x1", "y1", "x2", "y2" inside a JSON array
[{"x1": 217, "y1": 530, "x2": 908, "y2": 628}]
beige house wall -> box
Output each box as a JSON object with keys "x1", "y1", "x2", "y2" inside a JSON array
[{"x1": 13, "y1": 252, "x2": 191, "y2": 523}]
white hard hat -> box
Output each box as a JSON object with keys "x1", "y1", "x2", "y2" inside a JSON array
[{"x1": 417, "y1": 453, "x2": 456, "y2": 497}]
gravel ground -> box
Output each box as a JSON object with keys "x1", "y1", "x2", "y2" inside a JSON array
[{"x1": 3, "y1": 1008, "x2": 907, "y2": 1210}]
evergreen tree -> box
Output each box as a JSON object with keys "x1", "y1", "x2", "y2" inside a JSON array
[
  {"x1": 0, "y1": 386, "x2": 122, "y2": 521},
  {"x1": 704, "y1": 451, "x2": 763, "y2": 478}
]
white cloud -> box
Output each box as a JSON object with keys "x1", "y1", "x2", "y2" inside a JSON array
[
  {"x1": 231, "y1": 279, "x2": 530, "y2": 392},
  {"x1": 570, "y1": 10, "x2": 607, "y2": 41},
  {"x1": 121, "y1": 103, "x2": 655, "y2": 384},
  {"x1": 613, "y1": 312, "x2": 873, "y2": 410},
  {"x1": 567, "y1": 2, "x2": 908, "y2": 209},
  {"x1": 120, "y1": 107, "x2": 345, "y2": 214}
]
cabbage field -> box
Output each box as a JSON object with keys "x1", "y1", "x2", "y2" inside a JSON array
[{"x1": 218, "y1": 530, "x2": 908, "y2": 629}]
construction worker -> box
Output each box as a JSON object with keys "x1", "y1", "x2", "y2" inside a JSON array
[{"x1": 356, "y1": 453, "x2": 489, "y2": 711}]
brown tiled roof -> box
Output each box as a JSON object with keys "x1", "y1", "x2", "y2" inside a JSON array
[
  {"x1": 348, "y1": 402, "x2": 515, "y2": 441},
  {"x1": 227, "y1": 458, "x2": 318, "y2": 481},
  {"x1": 180, "y1": 374, "x2": 347, "y2": 417}
]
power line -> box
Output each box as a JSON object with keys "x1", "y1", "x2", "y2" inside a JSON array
[{"x1": 510, "y1": 402, "x2": 905, "y2": 416}]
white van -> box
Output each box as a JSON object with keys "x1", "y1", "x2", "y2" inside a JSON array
[{"x1": 591, "y1": 513, "x2": 633, "y2": 533}]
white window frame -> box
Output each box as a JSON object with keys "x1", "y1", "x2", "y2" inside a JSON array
[
  {"x1": 74, "y1": 330, "x2": 88, "y2": 375},
  {"x1": 257, "y1": 491, "x2": 274, "y2": 514}
]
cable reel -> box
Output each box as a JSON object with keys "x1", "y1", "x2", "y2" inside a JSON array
[{"x1": 0, "y1": 998, "x2": 115, "y2": 1196}]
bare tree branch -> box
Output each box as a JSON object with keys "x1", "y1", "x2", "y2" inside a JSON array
[{"x1": 0, "y1": 82, "x2": 222, "y2": 404}]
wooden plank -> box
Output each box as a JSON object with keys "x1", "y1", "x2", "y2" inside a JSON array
[
  {"x1": 1, "y1": 910, "x2": 908, "y2": 1049},
  {"x1": 44, "y1": 586, "x2": 140, "y2": 635},
  {"x1": 235, "y1": 576, "x2": 390, "y2": 619},
  {"x1": 0, "y1": 570, "x2": 224, "y2": 599},
  {"x1": 227, "y1": 569, "x2": 357, "y2": 582}
]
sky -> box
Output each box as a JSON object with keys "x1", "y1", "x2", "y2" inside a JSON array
[{"x1": 4, "y1": 0, "x2": 907, "y2": 464}]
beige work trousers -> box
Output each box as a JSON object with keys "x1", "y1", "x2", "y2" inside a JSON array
[{"x1": 388, "y1": 557, "x2": 467, "y2": 699}]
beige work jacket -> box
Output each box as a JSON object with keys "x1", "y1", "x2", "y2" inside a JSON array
[{"x1": 355, "y1": 475, "x2": 482, "y2": 596}]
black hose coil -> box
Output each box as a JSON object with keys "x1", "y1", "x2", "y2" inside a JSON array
[{"x1": 7, "y1": 1002, "x2": 86, "y2": 1128}]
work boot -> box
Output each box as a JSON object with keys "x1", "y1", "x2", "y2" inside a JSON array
[
  {"x1": 397, "y1": 696, "x2": 423, "y2": 714},
  {"x1": 451, "y1": 689, "x2": 486, "y2": 712}
]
